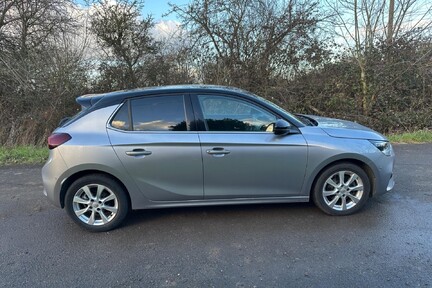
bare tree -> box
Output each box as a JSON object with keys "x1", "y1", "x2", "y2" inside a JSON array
[
  {"x1": 145, "y1": 26, "x2": 196, "y2": 85},
  {"x1": 90, "y1": 0, "x2": 156, "y2": 89},
  {"x1": 0, "y1": 0, "x2": 88, "y2": 145},
  {"x1": 326, "y1": 0, "x2": 432, "y2": 115},
  {"x1": 387, "y1": 0, "x2": 395, "y2": 45},
  {"x1": 170, "y1": 0, "x2": 328, "y2": 92},
  {"x1": 0, "y1": 0, "x2": 75, "y2": 52},
  {"x1": 0, "y1": 0, "x2": 17, "y2": 31}
]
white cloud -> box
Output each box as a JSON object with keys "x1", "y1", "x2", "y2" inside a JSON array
[{"x1": 152, "y1": 20, "x2": 183, "y2": 41}]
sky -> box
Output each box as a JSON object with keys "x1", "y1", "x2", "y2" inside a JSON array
[
  {"x1": 74, "y1": 0, "x2": 190, "y2": 21},
  {"x1": 144, "y1": 0, "x2": 189, "y2": 21},
  {"x1": 71, "y1": 0, "x2": 190, "y2": 43}
]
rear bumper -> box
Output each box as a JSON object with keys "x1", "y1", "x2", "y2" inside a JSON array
[{"x1": 41, "y1": 149, "x2": 68, "y2": 208}]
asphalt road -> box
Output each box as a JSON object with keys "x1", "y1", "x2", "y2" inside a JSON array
[{"x1": 1, "y1": 144, "x2": 431, "y2": 287}]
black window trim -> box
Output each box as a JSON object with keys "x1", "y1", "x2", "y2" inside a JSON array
[
  {"x1": 127, "y1": 99, "x2": 132, "y2": 131},
  {"x1": 107, "y1": 93, "x2": 196, "y2": 133}
]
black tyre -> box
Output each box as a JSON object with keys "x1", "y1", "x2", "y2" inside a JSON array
[
  {"x1": 312, "y1": 163, "x2": 371, "y2": 216},
  {"x1": 65, "y1": 174, "x2": 129, "y2": 232}
]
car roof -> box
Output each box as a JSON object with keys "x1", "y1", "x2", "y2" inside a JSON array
[
  {"x1": 77, "y1": 85, "x2": 253, "y2": 109},
  {"x1": 73, "y1": 84, "x2": 305, "y2": 128}
]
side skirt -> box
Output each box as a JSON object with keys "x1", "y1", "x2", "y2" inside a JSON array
[{"x1": 132, "y1": 196, "x2": 310, "y2": 210}]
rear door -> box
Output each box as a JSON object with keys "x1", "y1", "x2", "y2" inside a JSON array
[
  {"x1": 193, "y1": 93, "x2": 308, "y2": 199},
  {"x1": 107, "y1": 94, "x2": 203, "y2": 201}
]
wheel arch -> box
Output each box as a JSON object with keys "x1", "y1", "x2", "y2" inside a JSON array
[
  {"x1": 307, "y1": 157, "x2": 377, "y2": 198},
  {"x1": 59, "y1": 169, "x2": 132, "y2": 209}
]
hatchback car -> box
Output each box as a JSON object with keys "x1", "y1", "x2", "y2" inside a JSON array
[{"x1": 42, "y1": 85, "x2": 395, "y2": 231}]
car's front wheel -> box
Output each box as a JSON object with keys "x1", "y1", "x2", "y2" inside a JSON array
[
  {"x1": 65, "y1": 174, "x2": 129, "y2": 232},
  {"x1": 312, "y1": 163, "x2": 371, "y2": 215}
]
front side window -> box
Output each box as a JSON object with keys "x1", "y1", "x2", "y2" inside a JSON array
[
  {"x1": 131, "y1": 95, "x2": 187, "y2": 131},
  {"x1": 198, "y1": 95, "x2": 277, "y2": 132}
]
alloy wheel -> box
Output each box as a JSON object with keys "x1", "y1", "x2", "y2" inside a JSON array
[
  {"x1": 72, "y1": 184, "x2": 119, "y2": 226},
  {"x1": 322, "y1": 170, "x2": 364, "y2": 211}
]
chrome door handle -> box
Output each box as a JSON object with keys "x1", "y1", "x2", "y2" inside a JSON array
[
  {"x1": 125, "y1": 149, "x2": 152, "y2": 156},
  {"x1": 206, "y1": 148, "x2": 230, "y2": 155}
]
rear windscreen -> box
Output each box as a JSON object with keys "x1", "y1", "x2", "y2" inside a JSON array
[{"x1": 59, "y1": 108, "x2": 89, "y2": 127}]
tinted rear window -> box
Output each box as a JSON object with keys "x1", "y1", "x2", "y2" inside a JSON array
[
  {"x1": 131, "y1": 96, "x2": 187, "y2": 131},
  {"x1": 60, "y1": 108, "x2": 87, "y2": 127}
]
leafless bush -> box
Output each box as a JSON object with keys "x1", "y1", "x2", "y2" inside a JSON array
[{"x1": 0, "y1": 0, "x2": 431, "y2": 146}]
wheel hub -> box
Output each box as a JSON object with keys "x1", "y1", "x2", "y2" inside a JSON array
[
  {"x1": 72, "y1": 184, "x2": 119, "y2": 226},
  {"x1": 322, "y1": 170, "x2": 364, "y2": 211}
]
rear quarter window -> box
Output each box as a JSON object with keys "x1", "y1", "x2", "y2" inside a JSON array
[{"x1": 110, "y1": 102, "x2": 130, "y2": 130}]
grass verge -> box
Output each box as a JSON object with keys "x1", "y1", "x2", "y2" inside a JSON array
[
  {"x1": 387, "y1": 129, "x2": 432, "y2": 144},
  {"x1": 0, "y1": 146, "x2": 49, "y2": 165},
  {"x1": 0, "y1": 129, "x2": 431, "y2": 165}
]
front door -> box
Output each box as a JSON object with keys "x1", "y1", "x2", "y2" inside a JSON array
[{"x1": 194, "y1": 94, "x2": 308, "y2": 199}]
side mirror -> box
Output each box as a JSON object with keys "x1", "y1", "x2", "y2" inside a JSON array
[{"x1": 274, "y1": 119, "x2": 293, "y2": 136}]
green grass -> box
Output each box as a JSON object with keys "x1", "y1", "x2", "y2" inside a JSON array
[
  {"x1": 0, "y1": 146, "x2": 49, "y2": 165},
  {"x1": 387, "y1": 129, "x2": 432, "y2": 144},
  {"x1": 0, "y1": 129, "x2": 431, "y2": 165}
]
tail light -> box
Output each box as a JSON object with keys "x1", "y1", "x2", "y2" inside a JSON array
[{"x1": 48, "y1": 133, "x2": 71, "y2": 150}]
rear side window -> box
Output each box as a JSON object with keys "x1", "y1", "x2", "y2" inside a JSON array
[
  {"x1": 131, "y1": 95, "x2": 187, "y2": 131},
  {"x1": 111, "y1": 102, "x2": 130, "y2": 130}
]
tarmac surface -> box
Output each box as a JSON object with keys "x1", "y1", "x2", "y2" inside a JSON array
[{"x1": 0, "y1": 144, "x2": 431, "y2": 287}]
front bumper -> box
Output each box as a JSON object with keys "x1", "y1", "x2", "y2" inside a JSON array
[
  {"x1": 386, "y1": 174, "x2": 395, "y2": 192},
  {"x1": 373, "y1": 146, "x2": 395, "y2": 196}
]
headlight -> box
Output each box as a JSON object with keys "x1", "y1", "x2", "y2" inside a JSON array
[{"x1": 370, "y1": 140, "x2": 392, "y2": 156}]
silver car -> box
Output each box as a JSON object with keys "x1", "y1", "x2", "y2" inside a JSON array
[{"x1": 42, "y1": 85, "x2": 395, "y2": 231}]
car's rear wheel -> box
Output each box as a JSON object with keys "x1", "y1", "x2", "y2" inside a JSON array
[
  {"x1": 65, "y1": 174, "x2": 129, "y2": 232},
  {"x1": 312, "y1": 163, "x2": 371, "y2": 215}
]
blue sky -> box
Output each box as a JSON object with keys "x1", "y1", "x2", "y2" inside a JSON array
[
  {"x1": 144, "y1": 0, "x2": 189, "y2": 21},
  {"x1": 74, "y1": 0, "x2": 190, "y2": 21}
]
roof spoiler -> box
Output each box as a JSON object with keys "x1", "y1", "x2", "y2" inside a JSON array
[{"x1": 76, "y1": 93, "x2": 105, "y2": 110}]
